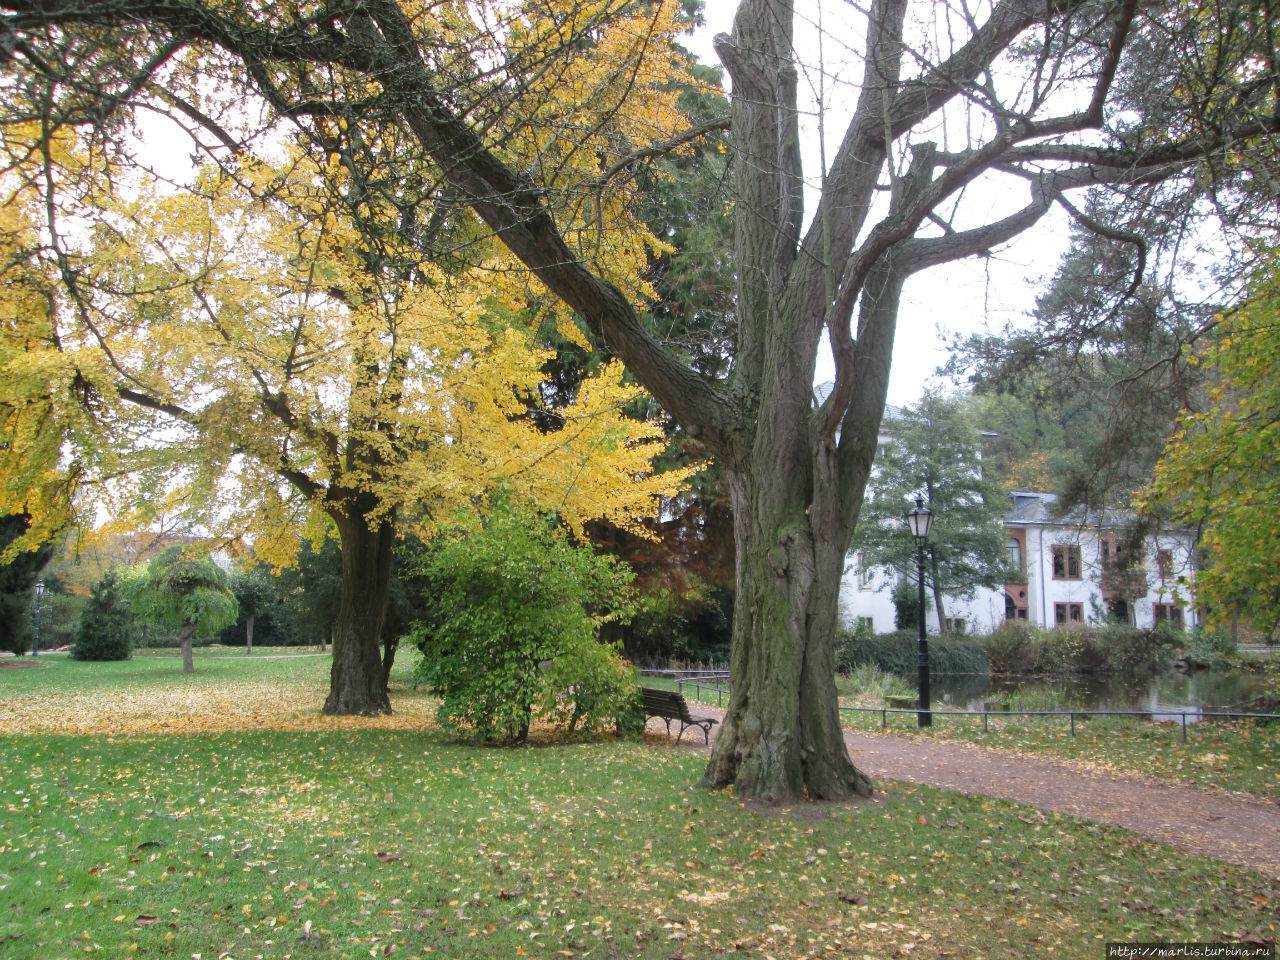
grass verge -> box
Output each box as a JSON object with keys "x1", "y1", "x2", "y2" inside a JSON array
[{"x1": 836, "y1": 705, "x2": 1280, "y2": 799}]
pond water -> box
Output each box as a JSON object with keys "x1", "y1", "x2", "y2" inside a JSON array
[{"x1": 930, "y1": 668, "x2": 1271, "y2": 720}]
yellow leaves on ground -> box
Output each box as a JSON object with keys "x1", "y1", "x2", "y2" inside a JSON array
[{"x1": 0, "y1": 656, "x2": 436, "y2": 736}]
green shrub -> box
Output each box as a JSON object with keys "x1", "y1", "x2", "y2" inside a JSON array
[
  {"x1": 835, "y1": 628, "x2": 989, "y2": 676},
  {"x1": 1182, "y1": 628, "x2": 1238, "y2": 669},
  {"x1": 979, "y1": 622, "x2": 1179, "y2": 676},
  {"x1": 892, "y1": 579, "x2": 919, "y2": 631},
  {"x1": 409, "y1": 494, "x2": 639, "y2": 743},
  {"x1": 71, "y1": 569, "x2": 138, "y2": 661},
  {"x1": 982, "y1": 621, "x2": 1040, "y2": 674},
  {"x1": 1033, "y1": 627, "x2": 1091, "y2": 674},
  {"x1": 1093, "y1": 623, "x2": 1180, "y2": 675}
]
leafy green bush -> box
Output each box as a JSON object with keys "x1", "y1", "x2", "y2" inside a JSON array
[
  {"x1": 979, "y1": 621, "x2": 1179, "y2": 676},
  {"x1": 982, "y1": 621, "x2": 1040, "y2": 674},
  {"x1": 71, "y1": 569, "x2": 138, "y2": 661},
  {"x1": 1181, "y1": 628, "x2": 1238, "y2": 669},
  {"x1": 835, "y1": 628, "x2": 989, "y2": 676},
  {"x1": 409, "y1": 495, "x2": 639, "y2": 743},
  {"x1": 892, "y1": 579, "x2": 919, "y2": 631},
  {"x1": 1095, "y1": 623, "x2": 1180, "y2": 675}
]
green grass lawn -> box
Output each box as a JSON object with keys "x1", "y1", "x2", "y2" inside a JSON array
[{"x1": 0, "y1": 656, "x2": 1275, "y2": 959}]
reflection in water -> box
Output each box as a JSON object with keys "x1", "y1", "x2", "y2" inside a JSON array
[{"x1": 931, "y1": 669, "x2": 1268, "y2": 720}]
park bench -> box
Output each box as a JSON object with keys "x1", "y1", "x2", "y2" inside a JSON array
[{"x1": 641, "y1": 687, "x2": 718, "y2": 744}]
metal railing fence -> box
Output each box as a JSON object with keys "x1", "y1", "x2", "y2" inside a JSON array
[{"x1": 639, "y1": 671, "x2": 1280, "y2": 742}]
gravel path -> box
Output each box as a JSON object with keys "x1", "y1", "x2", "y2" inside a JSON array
[{"x1": 648, "y1": 708, "x2": 1280, "y2": 877}]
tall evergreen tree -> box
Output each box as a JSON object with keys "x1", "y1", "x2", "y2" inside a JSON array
[
  {"x1": 70, "y1": 567, "x2": 138, "y2": 661},
  {"x1": 0, "y1": 514, "x2": 55, "y2": 654},
  {"x1": 852, "y1": 394, "x2": 1008, "y2": 631}
]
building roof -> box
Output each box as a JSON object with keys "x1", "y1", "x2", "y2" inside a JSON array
[{"x1": 1004, "y1": 491, "x2": 1143, "y2": 531}]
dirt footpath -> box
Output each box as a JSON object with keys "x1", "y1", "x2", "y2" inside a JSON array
[{"x1": 648, "y1": 710, "x2": 1280, "y2": 877}]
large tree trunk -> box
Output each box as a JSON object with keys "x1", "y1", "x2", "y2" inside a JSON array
[
  {"x1": 703, "y1": 465, "x2": 874, "y2": 801},
  {"x1": 323, "y1": 506, "x2": 395, "y2": 715},
  {"x1": 245, "y1": 613, "x2": 255, "y2": 654}
]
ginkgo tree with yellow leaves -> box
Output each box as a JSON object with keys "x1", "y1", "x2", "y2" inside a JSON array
[
  {"x1": 0, "y1": 148, "x2": 80, "y2": 556},
  {"x1": 1, "y1": 0, "x2": 707, "y2": 714},
  {"x1": 1, "y1": 140, "x2": 695, "y2": 715}
]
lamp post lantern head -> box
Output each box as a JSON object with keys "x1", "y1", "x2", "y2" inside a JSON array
[{"x1": 906, "y1": 497, "x2": 933, "y2": 543}]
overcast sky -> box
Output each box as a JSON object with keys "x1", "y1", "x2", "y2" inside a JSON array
[{"x1": 684, "y1": 0, "x2": 1070, "y2": 408}]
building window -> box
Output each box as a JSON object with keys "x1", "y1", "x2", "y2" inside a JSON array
[
  {"x1": 1052, "y1": 544, "x2": 1082, "y2": 580},
  {"x1": 945, "y1": 617, "x2": 967, "y2": 634},
  {"x1": 1153, "y1": 603, "x2": 1184, "y2": 629},
  {"x1": 1157, "y1": 549, "x2": 1174, "y2": 578},
  {"x1": 856, "y1": 553, "x2": 875, "y2": 590},
  {"x1": 1054, "y1": 602, "x2": 1083, "y2": 625},
  {"x1": 1101, "y1": 536, "x2": 1140, "y2": 571},
  {"x1": 1005, "y1": 537, "x2": 1024, "y2": 576},
  {"x1": 1105, "y1": 596, "x2": 1132, "y2": 625},
  {"x1": 854, "y1": 616, "x2": 874, "y2": 631}
]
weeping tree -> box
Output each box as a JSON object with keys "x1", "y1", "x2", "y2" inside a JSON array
[
  {"x1": 129, "y1": 547, "x2": 238, "y2": 674},
  {"x1": 2, "y1": 0, "x2": 1277, "y2": 800}
]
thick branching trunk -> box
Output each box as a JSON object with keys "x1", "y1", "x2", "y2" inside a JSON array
[
  {"x1": 703, "y1": 464, "x2": 873, "y2": 801},
  {"x1": 324, "y1": 506, "x2": 394, "y2": 715}
]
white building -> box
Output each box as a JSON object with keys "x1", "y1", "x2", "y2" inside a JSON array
[{"x1": 840, "y1": 491, "x2": 1198, "y2": 635}]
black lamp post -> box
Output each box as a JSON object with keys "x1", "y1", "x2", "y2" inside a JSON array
[
  {"x1": 31, "y1": 578, "x2": 45, "y2": 657},
  {"x1": 905, "y1": 498, "x2": 933, "y2": 727}
]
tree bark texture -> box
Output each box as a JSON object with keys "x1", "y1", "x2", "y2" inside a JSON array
[
  {"x1": 179, "y1": 622, "x2": 195, "y2": 675},
  {"x1": 930, "y1": 551, "x2": 948, "y2": 633},
  {"x1": 324, "y1": 507, "x2": 394, "y2": 715},
  {"x1": 702, "y1": 462, "x2": 873, "y2": 800},
  {"x1": 380, "y1": 633, "x2": 398, "y2": 697}
]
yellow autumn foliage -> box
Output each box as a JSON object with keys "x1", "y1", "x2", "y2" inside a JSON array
[{"x1": 0, "y1": 0, "x2": 707, "y2": 561}]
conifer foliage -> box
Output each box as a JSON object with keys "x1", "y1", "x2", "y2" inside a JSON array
[{"x1": 70, "y1": 568, "x2": 138, "y2": 662}]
